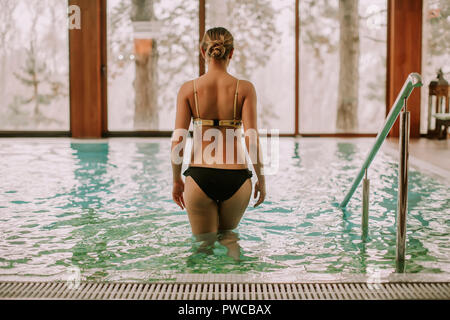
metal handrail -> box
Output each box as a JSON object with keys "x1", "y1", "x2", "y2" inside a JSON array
[
  {"x1": 396, "y1": 105, "x2": 410, "y2": 272},
  {"x1": 339, "y1": 73, "x2": 422, "y2": 208}
]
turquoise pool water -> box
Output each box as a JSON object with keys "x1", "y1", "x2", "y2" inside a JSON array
[{"x1": 0, "y1": 138, "x2": 449, "y2": 281}]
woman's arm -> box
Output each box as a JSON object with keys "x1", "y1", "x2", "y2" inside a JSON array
[
  {"x1": 171, "y1": 82, "x2": 192, "y2": 209},
  {"x1": 241, "y1": 81, "x2": 266, "y2": 207}
]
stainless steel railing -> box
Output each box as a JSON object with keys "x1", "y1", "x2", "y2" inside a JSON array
[
  {"x1": 339, "y1": 73, "x2": 422, "y2": 272},
  {"x1": 396, "y1": 103, "x2": 410, "y2": 272}
]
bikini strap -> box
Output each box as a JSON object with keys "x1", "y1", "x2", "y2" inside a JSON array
[
  {"x1": 193, "y1": 79, "x2": 200, "y2": 118},
  {"x1": 233, "y1": 79, "x2": 240, "y2": 120}
]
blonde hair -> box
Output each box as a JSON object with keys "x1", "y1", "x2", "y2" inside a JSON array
[{"x1": 200, "y1": 27, "x2": 234, "y2": 60}]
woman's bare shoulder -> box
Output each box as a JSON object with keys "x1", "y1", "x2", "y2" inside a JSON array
[
  {"x1": 237, "y1": 79, "x2": 256, "y2": 97},
  {"x1": 178, "y1": 80, "x2": 195, "y2": 97}
]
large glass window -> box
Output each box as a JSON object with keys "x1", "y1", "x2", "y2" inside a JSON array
[
  {"x1": 299, "y1": 0, "x2": 387, "y2": 134},
  {"x1": 421, "y1": 0, "x2": 450, "y2": 134},
  {"x1": 205, "y1": 0, "x2": 295, "y2": 134},
  {"x1": 0, "y1": 0, "x2": 70, "y2": 131},
  {"x1": 107, "y1": 0, "x2": 199, "y2": 131}
]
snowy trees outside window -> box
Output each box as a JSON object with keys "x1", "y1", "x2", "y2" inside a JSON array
[
  {"x1": 2, "y1": 1, "x2": 446, "y2": 134},
  {"x1": 107, "y1": 0, "x2": 290, "y2": 132},
  {"x1": 107, "y1": 0, "x2": 199, "y2": 131},
  {"x1": 299, "y1": 0, "x2": 387, "y2": 133},
  {"x1": 0, "y1": 0, "x2": 69, "y2": 130},
  {"x1": 205, "y1": 0, "x2": 293, "y2": 133}
]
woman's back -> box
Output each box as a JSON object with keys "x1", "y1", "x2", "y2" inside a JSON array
[
  {"x1": 189, "y1": 73, "x2": 242, "y2": 121},
  {"x1": 188, "y1": 73, "x2": 249, "y2": 169}
]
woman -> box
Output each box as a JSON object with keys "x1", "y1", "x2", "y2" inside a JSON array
[{"x1": 171, "y1": 27, "x2": 266, "y2": 254}]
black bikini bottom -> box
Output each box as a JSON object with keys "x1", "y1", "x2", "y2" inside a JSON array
[{"x1": 183, "y1": 167, "x2": 253, "y2": 202}]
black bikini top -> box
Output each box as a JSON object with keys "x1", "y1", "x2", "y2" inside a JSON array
[{"x1": 192, "y1": 78, "x2": 242, "y2": 128}]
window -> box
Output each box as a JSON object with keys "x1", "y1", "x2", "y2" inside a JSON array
[
  {"x1": 421, "y1": 0, "x2": 450, "y2": 134},
  {"x1": 299, "y1": 0, "x2": 387, "y2": 134},
  {"x1": 0, "y1": 0, "x2": 70, "y2": 131},
  {"x1": 107, "y1": 0, "x2": 199, "y2": 131},
  {"x1": 205, "y1": 0, "x2": 295, "y2": 134}
]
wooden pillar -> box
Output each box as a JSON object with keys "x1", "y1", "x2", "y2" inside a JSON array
[
  {"x1": 100, "y1": 0, "x2": 108, "y2": 137},
  {"x1": 199, "y1": 0, "x2": 206, "y2": 76},
  {"x1": 387, "y1": 0, "x2": 422, "y2": 138},
  {"x1": 69, "y1": 0, "x2": 107, "y2": 138}
]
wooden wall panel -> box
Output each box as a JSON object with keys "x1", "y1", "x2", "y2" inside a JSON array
[
  {"x1": 387, "y1": 0, "x2": 423, "y2": 138},
  {"x1": 69, "y1": 0, "x2": 106, "y2": 138}
]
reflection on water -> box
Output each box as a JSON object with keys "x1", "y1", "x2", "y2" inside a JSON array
[
  {"x1": 69, "y1": 143, "x2": 112, "y2": 209},
  {"x1": 0, "y1": 138, "x2": 449, "y2": 281},
  {"x1": 218, "y1": 230, "x2": 242, "y2": 261},
  {"x1": 188, "y1": 231, "x2": 243, "y2": 267},
  {"x1": 336, "y1": 142, "x2": 357, "y2": 162},
  {"x1": 69, "y1": 143, "x2": 113, "y2": 280}
]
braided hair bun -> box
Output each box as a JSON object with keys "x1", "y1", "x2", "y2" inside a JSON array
[{"x1": 200, "y1": 27, "x2": 234, "y2": 60}]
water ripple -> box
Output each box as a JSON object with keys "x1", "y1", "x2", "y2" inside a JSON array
[{"x1": 0, "y1": 138, "x2": 448, "y2": 281}]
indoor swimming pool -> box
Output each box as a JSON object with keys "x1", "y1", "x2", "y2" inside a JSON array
[{"x1": 0, "y1": 138, "x2": 449, "y2": 282}]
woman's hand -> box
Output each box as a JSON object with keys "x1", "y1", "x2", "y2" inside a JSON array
[
  {"x1": 253, "y1": 180, "x2": 266, "y2": 207},
  {"x1": 172, "y1": 178, "x2": 186, "y2": 210}
]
